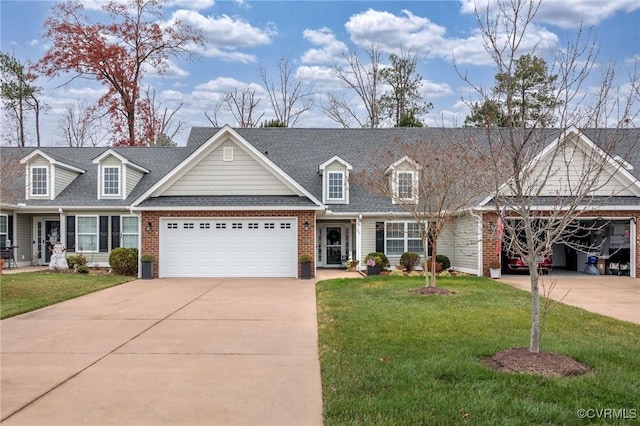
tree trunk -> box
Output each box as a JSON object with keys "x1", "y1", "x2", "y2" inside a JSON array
[
  {"x1": 529, "y1": 261, "x2": 541, "y2": 353},
  {"x1": 431, "y1": 240, "x2": 438, "y2": 288}
]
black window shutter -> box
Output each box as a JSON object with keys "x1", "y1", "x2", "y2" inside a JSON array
[
  {"x1": 66, "y1": 216, "x2": 75, "y2": 251},
  {"x1": 99, "y1": 216, "x2": 109, "y2": 252},
  {"x1": 111, "y1": 216, "x2": 120, "y2": 249},
  {"x1": 7, "y1": 216, "x2": 14, "y2": 246},
  {"x1": 375, "y1": 222, "x2": 385, "y2": 253}
]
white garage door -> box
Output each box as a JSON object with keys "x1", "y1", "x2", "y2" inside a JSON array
[{"x1": 160, "y1": 218, "x2": 297, "y2": 278}]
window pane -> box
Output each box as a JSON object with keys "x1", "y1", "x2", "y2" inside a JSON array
[
  {"x1": 408, "y1": 239, "x2": 423, "y2": 254},
  {"x1": 77, "y1": 217, "x2": 97, "y2": 233},
  {"x1": 77, "y1": 235, "x2": 97, "y2": 251},
  {"x1": 104, "y1": 167, "x2": 119, "y2": 195},
  {"x1": 407, "y1": 223, "x2": 421, "y2": 238},
  {"x1": 32, "y1": 168, "x2": 47, "y2": 195},
  {"x1": 0, "y1": 216, "x2": 6, "y2": 234},
  {"x1": 122, "y1": 235, "x2": 138, "y2": 248},
  {"x1": 398, "y1": 172, "x2": 413, "y2": 199},
  {"x1": 387, "y1": 240, "x2": 404, "y2": 255},
  {"x1": 122, "y1": 217, "x2": 138, "y2": 233},
  {"x1": 328, "y1": 172, "x2": 343, "y2": 199},
  {"x1": 386, "y1": 222, "x2": 404, "y2": 238}
]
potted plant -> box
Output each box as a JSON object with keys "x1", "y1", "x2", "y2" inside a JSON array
[
  {"x1": 488, "y1": 261, "x2": 501, "y2": 279},
  {"x1": 299, "y1": 253, "x2": 313, "y2": 279},
  {"x1": 141, "y1": 254, "x2": 155, "y2": 280},
  {"x1": 345, "y1": 259, "x2": 360, "y2": 272},
  {"x1": 365, "y1": 252, "x2": 389, "y2": 276}
]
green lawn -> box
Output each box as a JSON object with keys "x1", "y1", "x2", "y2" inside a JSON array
[
  {"x1": 0, "y1": 272, "x2": 134, "y2": 319},
  {"x1": 317, "y1": 276, "x2": 640, "y2": 425}
]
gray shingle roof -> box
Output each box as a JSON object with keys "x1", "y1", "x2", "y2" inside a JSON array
[{"x1": 2, "y1": 127, "x2": 638, "y2": 211}]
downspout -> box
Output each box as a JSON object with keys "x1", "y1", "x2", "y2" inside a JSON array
[
  {"x1": 631, "y1": 217, "x2": 637, "y2": 278},
  {"x1": 130, "y1": 206, "x2": 143, "y2": 278},
  {"x1": 469, "y1": 209, "x2": 483, "y2": 277}
]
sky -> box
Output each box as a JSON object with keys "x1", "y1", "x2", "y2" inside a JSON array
[{"x1": 1, "y1": 0, "x2": 639, "y2": 146}]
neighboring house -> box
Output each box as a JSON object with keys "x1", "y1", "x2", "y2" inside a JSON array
[{"x1": 1, "y1": 125, "x2": 638, "y2": 278}]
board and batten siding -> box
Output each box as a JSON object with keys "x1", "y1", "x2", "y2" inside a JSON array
[
  {"x1": 452, "y1": 213, "x2": 481, "y2": 274},
  {"x1": 54, "y1": 166, "x2": 79, "y2": 198},
  {"x1": 162, "y1": 139, "x2": 296, "y2": 196}
]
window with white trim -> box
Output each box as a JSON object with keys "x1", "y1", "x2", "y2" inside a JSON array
[
  {"x1": 121, "y1": 216, "x2": 139, "y2": 249},
  {"x1": 385, "y1": 222, "x2": 424, "y2": 255},
  {"x1": 103, "y1": 167, "x2": 120, "y2": 196},
  {"x1": 0, "y1": 214, "x2": 7, "y2": 246},
  {"x1": 77, "y1": 216, "x2": 98, "y2": 252},
  {"x1": 31, "y1": 167, "x2": 48, "y2": 196},
  {"x1": 328, "y1": 171, "x2": 344, "y2": 200},
  {"x1": 397, "y1": 172, "x2": 414, "y2": 199}
]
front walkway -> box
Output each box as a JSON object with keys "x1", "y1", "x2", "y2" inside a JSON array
[
  {"x1": 1, "y1": 278, "x2": 323, "y2": 426},
  {"x1": 499, "y1": 271, "x2": 640, "y2": 324}
]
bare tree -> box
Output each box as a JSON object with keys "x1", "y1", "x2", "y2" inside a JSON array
[
  {"x1": 58, "y1": 101, "x2": 106, "y2": 147},
  {"x1": 259, "y1": 57, "x2": 314, "y2": 127},
  {"x1": 137, "y1": 87, "x2": 184, "y2": 146},
  {"x1": 324, "y1": 44, "x2": 383, "y2": 128},
  {"x1": 207, "y1": 88, "x2": 264, "y2": 128},
  {"x1": 357, "y1": 134, "x2": 489, "y2": 288},
  {"x1": 463, "y1": 0, "x2": 639, "y2": 353}
]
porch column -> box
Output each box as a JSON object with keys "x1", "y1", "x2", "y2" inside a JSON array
[{"x1": 356, "y1": 214, "x2": 362, "y2": 272}]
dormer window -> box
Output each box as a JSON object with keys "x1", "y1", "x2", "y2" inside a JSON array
[
  {"x1": 319, "y1": 156, "x2": 353, "y2": 205},
  {"x1": 103, "y1": 167, "x2": 120, "y2": 196},
  {"x1": 397, "y1": 172, "x2": 414, "y2": 199},
  {"x1": 385, "y1": 156, "x2": 419, "y2": 204},
  {"x1": 31, "y1": 167, "x2": 48, "y2": 196},
  {"x1": 328, "y1": 172, "x2": 344, "y2": 200}
]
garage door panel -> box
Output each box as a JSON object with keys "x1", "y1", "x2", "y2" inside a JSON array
[{"x1": 160, "y1": 218, "x2": 297, "y2": 278}]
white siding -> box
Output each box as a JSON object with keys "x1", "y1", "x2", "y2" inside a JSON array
[
  {"x1": 437, "y1": 223, "x2": 455, "y2": 260},
  {"x1": 506, "y1": 142, "x2": 638, "y2": 197},
  {"x1": 360, "y1": 217, "x2": 378, "y2": 266},
  {"x1": 16, "y1": 213, "x2": 33, "y2": 265},
  {"x1": 126, "y1": 167, "x2": 144, "y2": 197},
  {"x1": 162, "y1": 139, "x2": 295, "y2": 196},
  {"x1": 54, "y1": 167, "x2": 79, "y2": 197},
  {"x1": 453, "y1": 214, "x2": 480, "y2": 273}
]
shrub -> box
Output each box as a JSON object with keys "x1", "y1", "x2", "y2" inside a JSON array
[
  {"x1": 400, "y1": 251, "x2": 421, "y2": 271},
  {"x1": 109, "y1": 247, "x2": 138, "y2": 276},
  {"x1": 76, "y1": 264, "x2": 90, "y2": 274},
  {"x1": 141, "y1": 254, "x2": 155, "y2": 262},
  {"x1": 299, "y1": 253, "x2": 313, "y2": 263},
  {"x1": 365, "y1": 252, "x2": 390, "y2": 268},
  {"x1": 436, "y1": 254, "x2": 451, "y2": 270},
  {"x1": 66, "y1": 254, "x2": 87, "y2": 270}
]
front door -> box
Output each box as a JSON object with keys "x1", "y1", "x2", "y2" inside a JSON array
[
  {"x1": 326, "y1": 226, "x2": 342, "y2": 266},
  {"x1": 35, "y1": 219, "x2": 60, "y2": 265}
]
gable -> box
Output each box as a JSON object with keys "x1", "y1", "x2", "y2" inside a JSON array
[
  {"x1": 159, "y1": 137, "x2": 296, "y2": 197},
  {"x1": 507, "y1": 129, "x2": 640, "y2": 198}
]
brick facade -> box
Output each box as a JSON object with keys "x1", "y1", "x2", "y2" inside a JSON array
[
  {"x1": 141, "y1": 210, "x2": 316, "y2": 279},
  {"x1": 481, "y1": 210, "x2": 640, "y2": 277}
]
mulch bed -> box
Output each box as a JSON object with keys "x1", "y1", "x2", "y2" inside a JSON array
[
  {"x1": 414, "y1": 286, "x2": 453, "y2": 296},
  {"x1": 481, "y1": 347, "x2": 592, "y2": 378}
]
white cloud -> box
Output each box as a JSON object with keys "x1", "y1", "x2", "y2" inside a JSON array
[
  {"x1": 459, "y1": 0, "x2": 640, "y2": 29},
  {"x1": 170, "y1": 10, "x2": 274, "y2": 49},
  {"x1": 420, "y1": 80, "x2": 453, "y2": 99},
  {"x1": 296, "y1": 65, "x2": 342, "y2": 89},
  {"x1": 344, "y1": 9, "x2": 447, "y2": 53},
  {"x1": 301, "y1": 28, "x2": 347, "y2": 64},
  {"x1": 168, "y1": 0, "x2": 215, "y2": 10}
]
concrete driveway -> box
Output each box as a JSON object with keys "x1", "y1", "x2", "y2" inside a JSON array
[
  {"x1": 498, "y1": 272, "x2": 640, "y2": 324},
  {"x1": 0, "y1": 278, "x2": 323, "y2": 426}
]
